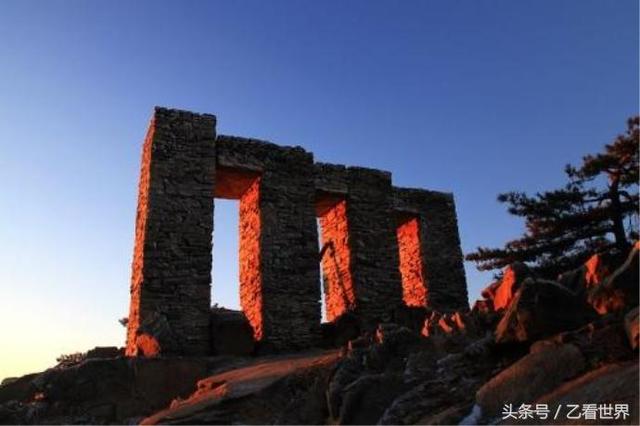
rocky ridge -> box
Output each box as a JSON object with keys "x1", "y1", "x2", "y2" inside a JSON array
[{"x1": 0, "y1": 244, "x2": 638, "y2": 424}]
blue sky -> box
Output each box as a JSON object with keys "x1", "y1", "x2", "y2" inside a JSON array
[{"x1": 0, "y1": 0, "x2": 637, "y2": 379}]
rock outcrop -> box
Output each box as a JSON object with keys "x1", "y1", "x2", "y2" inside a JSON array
[
  {"x1": 495, "y1": 278, "x2": 597, "y2": 343},
  {"x1": 1, "y1": 245, "x2": 638, "y2": 425}
]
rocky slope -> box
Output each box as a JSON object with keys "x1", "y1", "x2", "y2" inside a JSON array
[{"x1": 1, "y1": 245, "x2": 638, "y2": 425}]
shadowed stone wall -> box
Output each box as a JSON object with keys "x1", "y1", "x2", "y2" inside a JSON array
[
  {"x1": 126, "y1": 107, "x2": 216, "y2": 356},
  {"x1": 126, "y1": 107, "x2": 468, "y2": 357},
  {"x1": 393, "y1": 188, "x2": 469, "y2": 311},
  {"x1": 317, "y1": 198, "x2": 355, "y2": 322},
  {"x1": 217, "y1": 136, "x2": 321, "y2": 351},
  {"x1": 314, "y1": 164, "x2": 404, "y2": 326}
]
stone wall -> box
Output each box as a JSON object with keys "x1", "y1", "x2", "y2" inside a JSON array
[
  {"x1": 126, "y1": 107, "x2": 216, "y2": 356},
  {"x1": 238, "y1": 176, "x2": 262, "y2": 340},
  {"x1": 393, "y1": 188, "x2": 469, "y2": 311},
  {"x1": 217, "y1": 136, "x2": 321, "y2": 351},
  {"x1": 314, "y1": 164, "x2": 404, "y2": 326},
  {"x1": 126, "y1": 107, "x2": 468, "y2": 357},
  {"x1": 318, "y1": 198, "x2": 355, "y2": 322},
  {"x1": 396, "y1": 214, "x2": 427, "y2": 307}
]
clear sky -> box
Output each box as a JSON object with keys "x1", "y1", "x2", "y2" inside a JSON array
[{"x1": 0, "y1": 0, "x2": 637, "y2": 380}]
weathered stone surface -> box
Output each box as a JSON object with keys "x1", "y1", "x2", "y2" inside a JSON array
[
  {"x1": 422, "y1": 310, "x2": 477, "y2": 337},
  {"x1": 86, "y1": 346, "x2": 123, "y2": 359},
  {"x1": 320, "y1": 312, "x2": 361, "y2": 348},
  {"x1": 532, "y1": 317, "x2": 634, "y2": 368},
  {"x1": 346, "y1": 166, "x2": 404, "y2": 325},
  {"x1": 141, "y1": 350, "x2": 340, "y2": 425},
  {"x1": 396, "y1": 214, "x2": 427, "y2": 307},
  {"x1": 126, "y1": 107, "x2": 217, "y2": 357},
  {"x1": 210, "y1": 307, "x2": 255, "y2": 356},
  {"x1": 127, "y1": 107, "x2": 468, "y2": 356},
  {"x1": 337, "y1": 373, "x2": 406, "y2": 425},
  {"x1": 217, "y1": 136, "x2": 324, "y2": 352},
  {"x1": 0, "y1": 373, "x2": 39, "y2": 404},
  {"x1": 493, "y1": 262, "x2": 531, "y2": 311},
  {"x1": 588, "y1": 244, "x2": 639, "y2": 315},
  {"x1": 625, "y1": 307, "x2": 639, "y2": 350},
  {"x1": 476, "y1": 262, "x2": 531, "y2": 314},
  {"x1": 393, "y1": 188, "x2": 468, "y2": 311},
  {"x1": 0, "y1": 357, "x2": 227, "y2": 424},
  {"x1": 476, "y1": 343, "x2": 586, "y2": 418},
  {"x1": 135, "y1": 312, "x2": 177, "y2": 357},
  {"x1": 534, "y1": 361, "x2": 639, "y2": 425},
  {"x1": 495, "y1": 278, "x2": 597, "y2": 343},
  {"x1": 318, "y1": 196, "x2": 356, "y2": 322}
]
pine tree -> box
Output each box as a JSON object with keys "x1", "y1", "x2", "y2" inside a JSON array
[{"x1": 467, "y1": 116, "x2": 639, "y2": 277}]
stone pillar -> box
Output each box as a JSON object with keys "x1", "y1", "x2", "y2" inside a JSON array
[
  {"x1": 217, "y1": 137, "x2": 321, "y2": 351},
  {"x1": 346, "y1": 167, "x2": 404, "y2": 324},
  {"x1": 314, "y1": 164, "x2": 404, "y2": 325},
  {"x1": 126, "y1": 107, "x2": 216, "y2": 357},
  {"x1": 393, "y1": 188, "x2": 468, "y2": 311}
]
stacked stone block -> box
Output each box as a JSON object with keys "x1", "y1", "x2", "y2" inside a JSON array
[
  {"x1": 314, "y1": 164, "x2": 404, "y2": 326},
  {"x1": 393, "y1": 188, "x2": 468, "y2": 311},
  {"x1": 318, "y1": 199, "x2": 355, "y2": 322},
  {"x1": 126, "y1": 106, "x2": 469, "y2": 357},
  {"x1": 126, "y1": 107, "x2": 216, "y2": 356},
  {"x1": 396, "y1": 214, "x2": 427, "y2": 307},
  {"x1": 217, "y1": 136, "x2": 322, "y2": 351}
]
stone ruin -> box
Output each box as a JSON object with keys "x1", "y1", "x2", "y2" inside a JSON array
[{"x1": 126, "y1": 107, "x2": 468, "y2": 357}]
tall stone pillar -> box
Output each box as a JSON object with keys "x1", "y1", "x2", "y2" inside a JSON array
[
  {"x1": 346, "y1": 167, "x2": 404, "y2": 323},
  {"x1": 126, "y1": 107, "x2": 217, "y2": 356},
  {"x1": 393, "y1": 188, "x2": 468, "y2": 311},
  {"x1": 314, "y1": 164, "x2": 404, "y2": 326},
  {"x1": 216, "y1": 137, "x2": 321, "y2": 351}
]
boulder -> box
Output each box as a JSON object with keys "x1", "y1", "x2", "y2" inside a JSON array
[
  {"x1": 210, "y1": 307, "x2": 255, "y2": 356},
  {"x1": 475, "y1": 262, "x2": 531, "y2": 314},
  {"x1": 0, "y1": 373, "x2": 39, "y2": 404},
  {"x1": 142, "y1": 350, "x2": 340, "y2": 425},
  {"x1": 493, "y1": 262, "x2": 531, "y2": 311},
  {"x1": 422, "y1": 311, "x2": 477, "y2": 337},
  {"x1": 583, "y1": 252, "x2": 614, "y2": 289},
  {"x1": 495, "y1": 278, "x2": 596, "y2": 343},
  {"x1": 391, "y1": 305, "x2": 430, "y2": 333},
  {"x1": 86, "y1": 346, "x2": 123, "y2": 359},
  {"x1": 367, "y1": 324, "x2": 425, "y2": 370},
  {"x1": 557, "y1": 265, "x2": 588, "y2": 296},
  {"x1": 588, "y1": 244, "x2": 639, "y2": 315},
  {"x1": 535, "y1": 361, "x2": 639, "y2": 425},
  {"x1": 476, "y1": 343, "x2": 586, "y2": 418},
  {"x1": 7, "y1": 357, "x2": 218, "y2": 424},
  {"x1": 480, "y1": 280, "x2": 501, "y2": 302},
  {"x1": 337, "y1": 373, "x2": 406, "y2": 425},
  {"x1": 320, "y1": 312, "x2": 361, "y2": 348},
  {"x1": 529, "y1": 317, "x2": 633, "y2": 370},
  {"x1": 381, "y1": 325, "x2": 425, "y2": 353},
  {"x1": 471, "y1": 299, "x2": 494, "y2": 315},
  {"x1": 624, "y1": 307, "x2": 639, "y2": 350},
  {"x1": 133, "y1": 312, "x2": 178, "y2": 357},
  {"x1": 327, "y1": 349, "x2": 367, "y2": 420}
]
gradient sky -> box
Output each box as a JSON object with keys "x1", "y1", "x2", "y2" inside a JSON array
[{"x1": 0, "y1": 0, "x2": 637, "y2": 380}]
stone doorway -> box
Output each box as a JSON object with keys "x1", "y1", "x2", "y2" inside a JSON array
[
  {"x1": 215, "y1": 166, "x2": 263, "y2": 340},
  {"x1": 396, "y1": 213, "x2": 427, "y2": 307},
  {"x1": 315, "y1": 192, "x2": 356, "y2": 323}
]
